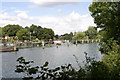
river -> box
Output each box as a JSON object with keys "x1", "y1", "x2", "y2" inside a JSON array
[{"x1": 0, "y1": 43, "x2": 103, "y2": 78}]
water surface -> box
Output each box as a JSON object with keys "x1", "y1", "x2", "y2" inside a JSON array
[{"x1": 1, "y1": 43, "x2": 102, "y2": 78}]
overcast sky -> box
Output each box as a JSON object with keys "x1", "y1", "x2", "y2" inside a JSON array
[{"x1": 0, "y1": 0, "x2": 95, "y2": 35}]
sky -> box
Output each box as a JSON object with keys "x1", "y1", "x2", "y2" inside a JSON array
[{"x1": 0, "y1": 0, "x2": 95, "y2": 35}]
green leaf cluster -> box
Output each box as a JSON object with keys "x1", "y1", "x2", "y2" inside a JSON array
[
  {"x1": 15, "y1": 57, "x2": 39, "y2": 79},
  {"x1": 60, "y1": 32, "x2": 73, "y2": 40},
  {"x1": 85, "y1": 26, "x2": 98, "y2": 39},
  {"x1": 16, "y1": 29, "x2": 30, "y2": 41},
  {"x1": 89, "y1": 2, "x2": 120, "y2": 44},
  {"x1": 2, "y1": 24, "x2": 23, "y2": 37},
  {"x1": 73, "y1": 32, "x2": 87, "y2": 40},
  {"x1": 1, "y1": 24, "x2": 55, "y2": 41}
]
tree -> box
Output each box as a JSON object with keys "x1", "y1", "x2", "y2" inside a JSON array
[
  {"x1": 44, "y1": 28, "x2": 54, "y2": 39},
  {"x1": 29, "y1": 24, "x2": 38, "y2": 37},
  {"x1": 2, "y1": 24, "x2": 23, "y2": 37},
  {"x1": 16, "y1": 29, "x2": 30, "y2": 41},
  {"x1": 54, "y1": 34, "x2": 59, "y2": 40},
  {"x1": 96, "y1": 30, "x2": 104, "y2": 39},
  {"x1": 73, "y1": 32, "x2": 86, "y2": 40},
  {"x1": 85, "y1": 26, "x2": 98, "y2": 39},
  {"x1": 25, "y1": 26, "x2": 30, "y2": 31},
  {"x1": 89, "y1": 2, "x2": 120, "y2": 44},
  {"x1": 100, "y1": 38, "x2": 120, "y2": 78},
  {"x1": 89, "y1": 2, "x2": 120, "y2": 78},
  {"x1": 37, "y1": 28, "x2": 54, "y2": 40},
  {"x1": 60, "y1": 32, "x2": 73, "y2": 40}
]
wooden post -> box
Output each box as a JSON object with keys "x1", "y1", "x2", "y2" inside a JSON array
[
  {"x1": 37, "y1": 44, "x2": 39, "y2": 47},
  {"x1": 56, "y1": 44, "x2": 58, "y2": 48},
  {"x1": 14, "y1": 40, "x2": 16, "y2": 51},
  {"x1": 42, "y1": 40, "x2": 45, "y2": 49},
  {"x1": 82, "y1": 40, "x2": 84, "y2": 44},
  {"x1": 67, "y1": 40, "x2": 69, "y2": 47},
  {"x1": 87, "y1": 39, "x2": 89, "y2": 43},
  {"x1": 96, "y1": 39, "x2": 97, "y2": 43},
  {"x1": 92, "y1": 39, "x2": 94, "y2": 43},
  {"x1": 76, "y1": 40, "x2": 78, "y2": 46}
]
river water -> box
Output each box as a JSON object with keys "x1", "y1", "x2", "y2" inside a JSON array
[{"x1": 0, "y1": 43, "x2": 103, "y2": 78}]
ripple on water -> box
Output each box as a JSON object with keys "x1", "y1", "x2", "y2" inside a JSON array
[{"x1": 2, "y1": 43, "x2": 103, "y2": 78}]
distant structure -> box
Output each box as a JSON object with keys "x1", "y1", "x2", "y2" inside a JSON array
[
  {"x1": 58, "y1": 35, "x2": 62, "y2": 39},
  {"x1": 74, "y1": 32, "x2": 76, "y2": 35}
]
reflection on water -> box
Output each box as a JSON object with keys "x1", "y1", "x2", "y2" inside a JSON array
[{"x1": 1, "y1": 43, "x2": 103, "y2": 78}]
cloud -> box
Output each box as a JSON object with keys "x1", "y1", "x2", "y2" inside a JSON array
[
  {"x1": 0, "y1": 10, "x2": 31, "y2": 27},
  {"x1": 57, "y1": 9, "x2": 62, "y2": 13},
  {"x1": 15, "y1": 10, "x2": 28, "y2": 19},
  {"x1": 0, "y1": 10, "x2": 95, "y2": 35},
  {"x1": 30, "y1": 0, "x2": 79, "y2": 7}
]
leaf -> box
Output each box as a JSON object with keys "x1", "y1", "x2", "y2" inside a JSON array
[
  {"x1": 15, "y1": 68, "x2": 24, "y2": 73},
  {"x1": 23, "y1": 61, "x2": 30, "y2": 65},
  {"x1": 16, "y1": 65, "x2": 24, "y2": 68},
  {"x1": 43, "y1": 62, "x2": 49, "y2": 67},
  {"x1": 28, "y1": 67, "x2": 38, "y2": 75}
]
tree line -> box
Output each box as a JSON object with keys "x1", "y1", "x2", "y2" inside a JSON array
[
  {"x1": 0, "y1": 24, "x2": 102, "y2": 42},
  {"x1": 1, "y1": 24, "x2": 54, "y2": 41},
  {"x1": 60, "y1": 26, "x2": 102, "y2": 41}
]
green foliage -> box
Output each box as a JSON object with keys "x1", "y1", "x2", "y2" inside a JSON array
[
  {"x1": 39, "y1": 62, "x2": 86, "y2": 80},
  {"x1": 97, "y1": 30, "x2": 105, "y2": 39},
  {"x1": 29, "y1": 25, "x2": 54, "y2": 41},
  {"x1": 16, "y1": 52, "x2": 106, "y2": 79},
  {"x1": 99, "y1": 38, "x2": 120, "y2": 78},
  {"x1": 85, "y1": 26, "x2": 98, "y2": 39},
  {"x1": 1, "y1": 24, "x2": 55, "y2": 41},
  {"x1": 60, "y1": 32, "x2": 73, "y2": 40},
  {"x1": 37, "y1": 28, "x2": 54, "y2": 40},
  {"x1": 15, "y1": 57, "x2": 39, "y2": 79},
  {"x1": 2, "y1": 39, "x2": 6, "y2": 43},
  {"x1": 2, "y1": 24, "x2": 23, "y2": 37},
  {"x1": 103, "y1": 53, "x2": 120, "y2": 78},
  {"x1": 16, "y1": 29, "x2": 30, "y2": 41},
  {"x1": 89, "y1": 3, "x2": 120, "y2": 79},
  {"x1": 29, "y1": 24, "x2": 54, "y2": 41},
  {"x1": 29, "y1": 24, "x2": 38, "y2": 37},
  {"x1": 89, "y1": 2, "x2": 120, "y2": 44},
  {"x1": 99, "y1": 38, "x2": 120, "y2": 54},
  {"x1": 73, "y1": 32, "x2": 86, "y2": 40},
  {"x1": 10, "y1": 37, "x2": 14, "y2": 42},
  {"x1": 72, "y1": 26, "x2": 100, "y2": 40},
  {"x1": 24, "y1": 26, "x2": 30, "y2": 31},
  {"x1": 95, "y1": 34, "x2": 102, "y2": 39},
  {"x1": 89, "y1": 61, "x2": 110, "y2": 79},
  {"x1": 96, "y1": 38, "x2": 120, "y2": 79},
  {"x1": 54, "y1": 34, "x2": 59, "y2": 40}
]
